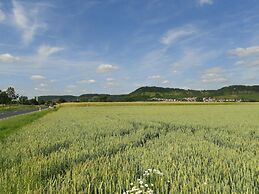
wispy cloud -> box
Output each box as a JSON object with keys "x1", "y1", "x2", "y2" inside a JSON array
[
  {"x1": 148, "y1": 75, "x2": 161, "y2": 79},
  {"x1": 106, "y1": 77, "x2": 114, "y2": 82},
  {"x1": 0, "y1": 8, "x2": 5, "y2": 22},
  {"x1": 77, "y1": 79, "x2": 96, "y2": 84},
  {"x1": 229, "y1": 46, "x2": 259, "y2": 57},
  {"x1": 172, "y1": 48, "x2": 219, "y2": 72},
  {"x1": 30, "y1": 75, "x2": 45, "y2": 81},
  {"x1": 0, "y1": 53, "x2": 19, "y2": 62},
  {"x1": 161, "y1": 80, "x2": 169, "y2": 84},
  {"x1": 236, "y1": 60, "x2": 259, "y2": 67},
  {"x1": 66, "y1": 84, "x2": 77, "y2": 89},
  {"x1": 96, "y1": 64, "x2": 119, "y2": 73},
  {"x1": 37, "y1": 45, "x2": 64, "y2": 57},
  {"x1": 34, "y1": 87, "x2": 48, "y2": 92},
  {"x1": 198, "y1": 0, "x2": 214, "y2": 6},
  {"x1": 201, "y1": 67, "x2": 227, "y2": 83},
  {"x1": 12, "y1": 0, "x2": 46, "y2": 45},
  {"x1": 160, "y1": 25, "x2": 197, "y2": 46}
]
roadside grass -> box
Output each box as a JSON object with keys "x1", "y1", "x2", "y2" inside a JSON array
[{"x1": 0, "y1": 109, "x2": 55, "y2": 140}]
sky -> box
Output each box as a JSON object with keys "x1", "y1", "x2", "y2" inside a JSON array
[{"x1": 0, "y1": 0, "x2": 259, "y2": 97}]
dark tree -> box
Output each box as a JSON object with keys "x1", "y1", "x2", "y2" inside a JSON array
[
  {"x1": 0, "y1": 91, "x2": 11, "y2": 104},
  {"x1": 57, "y1": 98, "x2": 67, "y2": 103},
  {"x1": 6, "y1": 87, "x2": 18, "y2": 101},
  {"x1": 19, "y1": 96, "x2": 29, "y2": 104},
  {"x1": 28, "y1": 98, "x2": 39, "y2": 105}
]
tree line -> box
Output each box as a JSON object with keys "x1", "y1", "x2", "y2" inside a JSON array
[{"x1": 0, "y1": 87, "x2": 44, "y2": 105}]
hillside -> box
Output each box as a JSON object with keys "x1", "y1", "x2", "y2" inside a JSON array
[{"x1": 38, "y1": 85, "x2": 259, "y2": 102}]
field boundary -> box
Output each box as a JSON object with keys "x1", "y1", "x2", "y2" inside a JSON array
[{"x1": 60, "y1": 101, "x2": 259, "y2": 107}]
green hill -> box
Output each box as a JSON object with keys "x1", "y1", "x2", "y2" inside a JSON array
[{"x1": 38, "y1": 85, "x2": 259, "y2": 102}]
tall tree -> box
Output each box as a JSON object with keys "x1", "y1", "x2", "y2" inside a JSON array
[
  {"x1": 0, "y1": 91, "x2": 11, "y2": 104},
  {"x1": 6, "y1": 87, "x2": 18, "y2": 101}
]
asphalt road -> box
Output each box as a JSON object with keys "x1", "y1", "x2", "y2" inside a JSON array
[{"x1": 0, "y1": 108, "x2": 43, "y2": 120}]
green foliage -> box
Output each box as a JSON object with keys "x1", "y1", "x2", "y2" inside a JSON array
[
  {"x1": 39, "y1": 85, "x2": 259, "y2": 102},
  {"x1": 18, "y1": 96, "x2": 29, "y2": 104},
  {"x1": 0, "y1": 109, "x2": 52, "y2": 140},
  {"x1": 0, "y1": 91, "x2": 11, "y2": 104},
  {"x1": 6, "y1": 87, "x2": 18, "y2": 101},
  {"x1": 0, "y1": 105, "x2": 258, "y2": 193}
]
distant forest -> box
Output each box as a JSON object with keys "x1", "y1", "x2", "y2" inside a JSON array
[{"x1": 38, "y1": 85, "x2": 259, "y2": 103}]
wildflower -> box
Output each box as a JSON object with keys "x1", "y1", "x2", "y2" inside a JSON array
[{"x1": 145, "y1": 184, "x2": 148, "y2": 187}]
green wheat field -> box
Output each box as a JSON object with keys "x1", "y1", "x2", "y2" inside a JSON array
[{"x1": 0, "y1": 104, "x2": 258, "y2": 193}]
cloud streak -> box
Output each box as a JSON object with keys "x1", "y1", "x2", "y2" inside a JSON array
[
  {"x1": 0, "y1": 9, "x2": 5, "y2": 22},
  {"x1": 37, "y1": 45, "x2": 64, "y2": 57},
  {"x1": 12, "y1": 0, "x2": 46, "y2": 45},
  {"x1": 96, "y1": 64, "x2": 119, "y2": 73},
  {"x1": 0, "y1": 53, "x2": 19, "y2": 62},
  {"x1": 30, "y1": 75, "x2": 45, "y2": 81},
  {"x1": 198, "y1": 0, "x2": 214, "y2": 6},
  {"x1": 201, "y1": 67, "x2": 227, "y2": 83},
  {"x1": 229, "y1": 46, "x2": 259, "y2": 57},
  {"x1": 77, "y1": 79, "x2": 96, "y2": 84},
  {"x1": 160, "y1": 25, "x2": 197, "y2": 46}
]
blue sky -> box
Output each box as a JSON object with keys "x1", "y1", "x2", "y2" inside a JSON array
[{"x1": 0, "y1": 0, "x2": 259, "y2": 97}]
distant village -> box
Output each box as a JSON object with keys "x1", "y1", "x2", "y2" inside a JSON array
[{"x1": 151, "y1": 97, "x2": 242, "y2": 102}]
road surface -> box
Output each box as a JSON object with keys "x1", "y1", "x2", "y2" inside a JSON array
[{"x1": 0, "y1": 108, "x2": 44, "y2": 120}]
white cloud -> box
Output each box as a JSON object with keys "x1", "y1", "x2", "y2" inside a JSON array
[
  {"x1": 106, "y1": 77, "x2": 114, "y2": 81},
  {"x1": 229, "y1": 46, "x2": 259, "y2": 57},
  {"x1": 0, "y1": 53, "x2": 19, "y2": 62},
  {"x1": 37, "y1": 45, "x2": 64, "y2": 57},
  {"x1": 198, "y1": 0, "x2": 213, "y2": 6},
  {"x1": 77, "y1": 79, "x2": 96, "y2": 84},
  {"x1": 162, "y1": 80, "x2": 169, "y2": 84},
  {"x1": 172, "y1": 48, "x2": 218, "y2": 71},
  {"x1": 35, "y1": 87, "x2": 45, "y2": 91},
  {"x1": 67, "y1": 84, "x2": 77, "y2": 89},
  {"x1": 236, "y1": 60, "x2": 259, "y2": 67},
  {"x1": 39, "y1": 83, "x2": 47, "y2": 87},
  {"x1": 12, "y1": 0, "x2": 46, "y2": 45},
  {"x1": 148, "y1": 75, "x2": 161, "y2": 79},
  {"x1": 96, "y1": 64, "x2": 119, "y2": 73},
  {"x1": 201, "y1": 67, "x2": 227, "y2": 83},
  {"x1": 160, "y1": 25, "x2": 197, "y2": 45},
  {"x1": 0, "y1": 9, "x2": 6, "y2": 22},
  {"x1": 106, "y1": 81, "x2": 118, "y2": 87},
  {"x1": 30, "y1": 75, "x2": 45, "y2": 80}
]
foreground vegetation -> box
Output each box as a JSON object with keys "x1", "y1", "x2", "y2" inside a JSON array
[
  {"x1": 0, "y1": 104, "x2": 258, "y2": 193},
  {"x1": 0, "y1": 109, "x2": 53, "y2": 140}
]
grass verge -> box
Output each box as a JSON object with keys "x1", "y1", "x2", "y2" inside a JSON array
[{"x1": 0, "y1": 109, "x2": 55, "y2": 140}]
